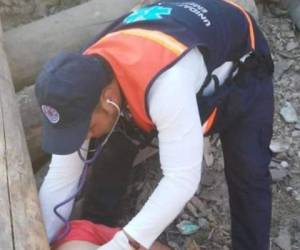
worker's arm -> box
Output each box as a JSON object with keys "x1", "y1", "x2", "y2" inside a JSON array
[
  {"x1": 39, "y1": 140, "x2": 90, "y2": 242},
  {"x1": 122, "y1": 48, "x2": 206, "y2": 248}
]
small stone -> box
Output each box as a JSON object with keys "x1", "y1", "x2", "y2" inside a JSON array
[
  {"x1": 275, "y1": 60, "x2": 293, "y2": 80},
  {"x1": 198, "y1": 218, "x2": 209, "y2": 230},
  {"x1": 176, "y1": 220, "x2": 200, "y2": 235},
  {"x1": 295, "y1": 193, "x2": 300, "y2": 201},
  {"x1": 184, "y1": 239, "x2": 201, "y2": 250},
  {"x1": 274, "y1": 227, "x2": 292, "y2": 250},
  {"x1": 187, "y1": 202, "x2": 199, "y2": 218},
  {"x1": 200, "y1": 173, "x2": 215, "y2": 187},
  {"x1": 270, "y1": 140, "x2": 290, "y2": 153},
  {"x1": 204, "y1": 151, "x2": 214, "y2": 167},
  {"x1": 280, "y1": 161, "x2": 289, "y2": 168},
  {"x1": 286, "y1": 187, "x2": 300, "y2": 201},
  {"x1": 167, "y1": 241, "x2": 180, "y2": 250},
  {"x1": 190, "y1": 196, "x2": 207, "y2": 217},
  {"x1": 186, "y1": 202, "x2": 199, "y2": 218},
  {"x1": 286, "y1": 40, "x2": 299, "y2": 51},
  {"x1": 287, "y1": 149, "x2": 294, "y2": 157},
  {"x1": 269, "y1": 160, "x2": 281, "y2": 169},
  {"x1": 286, "y1": 31, "x2": 296, "y2": 38},
  {"x1": 181, "y1": 213, "x2": 190, "y2": 220},
  {"x1": 270, "y1": 168, "x2": 288, "y2": 182},
  {"x1": 292, "y1": 130, "x2": 300, "y2": 137},
  {"x1": 295, "y1": 122, "x2": 300, "y2": 130},
  {"x1": 280, "y1": 102, "x2": 298, "y2": 123}
]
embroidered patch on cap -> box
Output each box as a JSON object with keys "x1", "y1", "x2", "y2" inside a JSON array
[{"x1": 42, "y1": 105, "x2": 60, "y2": 124}]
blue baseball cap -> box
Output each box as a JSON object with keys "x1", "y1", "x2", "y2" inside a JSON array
[{"x1": 35, "y1": 52, "x2": 112, "y2": 155}]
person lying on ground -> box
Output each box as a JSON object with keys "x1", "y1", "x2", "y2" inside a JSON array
[{"x1": 52, "y1": 220, "x2": 170, "y2": 250}]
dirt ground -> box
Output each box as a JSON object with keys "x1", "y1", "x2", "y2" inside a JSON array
[{"x1": 2, "y1": 0, "x2": 299, "y2": 249}]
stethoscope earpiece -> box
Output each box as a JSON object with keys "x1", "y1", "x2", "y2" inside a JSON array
[{"x1": 106, "y1": 99, "x2": 121, "y2": 113}]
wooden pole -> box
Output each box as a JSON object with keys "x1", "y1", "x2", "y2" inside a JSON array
[
  {"x1": 4, "y1": 0, "x2": 141, "y2": 91},
  {"x1": 0, "y1": 18, "x2": 50, "y2": 249}
]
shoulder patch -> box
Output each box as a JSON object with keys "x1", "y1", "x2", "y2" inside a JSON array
[{"x1": 123, "y1": 6, "x2": 172, "y2": 24}]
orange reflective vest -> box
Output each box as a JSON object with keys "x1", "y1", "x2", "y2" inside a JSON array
[{"x1": 83, "y1": 0, "x2": 255, "y2": 134}]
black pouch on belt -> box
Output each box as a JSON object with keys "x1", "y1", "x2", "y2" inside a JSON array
[{"x1": 196, "y1": 52, "x2": 274, "y2": 135}]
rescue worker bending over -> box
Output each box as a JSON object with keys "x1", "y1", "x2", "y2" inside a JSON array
[{"x1": 36, "y1": 0, "x2": 274, "y2": 249}]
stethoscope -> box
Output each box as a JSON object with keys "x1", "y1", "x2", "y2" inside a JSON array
[{"x1": 51, "y1": 99, "x2": 121, "y2": 244}]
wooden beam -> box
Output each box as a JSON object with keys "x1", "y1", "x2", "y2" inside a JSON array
[
  {"x1": 4, "y1": 0, "x2": 141, "y2": 91},
  {"x1": 0, "y1": 18, "x2": 50, "y2": 249},
  {"x1": 0, "y1": 84, "x2": 13, "y2": 250}
]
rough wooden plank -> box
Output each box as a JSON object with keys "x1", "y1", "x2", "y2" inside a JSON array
[
  {"x1": 0, "y1": 84, "x2": 13, "y2": 250},
  {"x1": 0, "y1": 19, "x2": 50, "y2": 250}
]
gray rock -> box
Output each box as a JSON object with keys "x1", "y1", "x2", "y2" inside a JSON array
[
  {"x1": 295, "y1": 122, "x2": 300, "y2": 130},
  {"x1": 292, "y1": 130, "x2": 300, "y2": 137},
  {"x1": 286, "y1": 40, "x2": 299, "y2": 51},
  {"x1": 295, "y1": 193, "x2": 300, "y2": 201},
  {"x1": 198, "y1": 218, "x2": 209, "y2": 230},
  {"x1": 286, "y1": 186, "x2": 294, "y2": 193},
  {"x1": 187, "y1": 202, "x2": 199, "y2": 218},
  {"x1": 270, "y1": 168, "x2": 288, "y2": 182},
  {"x1": 286, "y1": 187, "x2": 300, "y2": 201},
  {"x1": 181, "y1": 213, "x2": 191, "y2": 220},
  {"x1": 285, "y1": 31, "x2": 296, "y2": 38},
  {"x1": 274, "y1": 227, "x2": 292, "y2": 250},
  {"x1": 275, "y1": 61, "x2": 293, "y2": 80},
  {"x1": 270, "y1": 160, "x2": 281, "y2": 168},
  {"x1": 280, "y1": 161, "x2": 289, "y2": 168},
  {"x1": 280, "y1": 102, "x2": 298, "y2": 123},
  {"x1": 270, "y1": 140, "x2": 290, "y2": 153}
]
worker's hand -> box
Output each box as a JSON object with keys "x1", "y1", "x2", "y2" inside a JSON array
[{"x1": 96, "y1": 230, "x2": 135, "y2": 250}]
